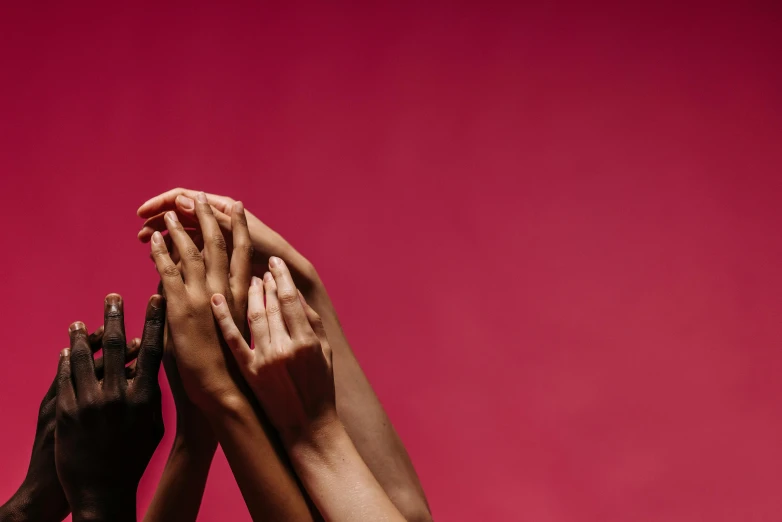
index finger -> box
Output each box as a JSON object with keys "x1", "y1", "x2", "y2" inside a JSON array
[{"x1": 137, "y1": 188, "x2": 235, "y2": 219}]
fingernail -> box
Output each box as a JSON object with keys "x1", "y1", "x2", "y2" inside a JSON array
[
  {"x1": 176, "y1": 195, "x2": 195, "y2": 210},
  {"x1": 131, "y1": 338, "x2": 140, "y2": 348},
  {"x1": 165, "y1": 211, "x2": 178, "y2": 223},
  {"x1": 105, "y1": 293, "x2": 123, "y2": 314},
  {"x1": 61, "y1": 348, "x2": 70, "y2": 357},
  {"x1": 197, "y1": 192, "x2": 207, "y2": 203},
  {"x1": 269, "y1": 256, "x2": 281, "y2": 267},
  {"x1": 211, "y1": 294, "x2": 225, "y2": 306},
  {"x1": 263, "y1": 271, "x2": 273, "y2": 282},
  {"x1": 234, "y1": 201, "x2": 244, "y2": 213},
  {"x1": 151, "y1": 231, "x2": 163, "y2": 245},
  {"x1": 69, "y1": 321, "x2": 86, "y2": 333},
  {"x1": 251, "y1": 276, "x2": 263, "y2": 287}
]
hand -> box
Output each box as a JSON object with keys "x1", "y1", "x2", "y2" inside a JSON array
[
  {"x1": 55, "y1": 294, "x2": 166, "y2": 522},
  {"x1": 0, "y1": 330, "x2": 140, "y2": 522},
  {"x1": 137, "y1": 188, "x2": 319, "y2": 295},
  {"x1": 148, "y1": 192, "x2": 253, "y2": 411},
  {"x1": 212, "y1": 258, "x2": 405, "y2": 522},
  {"x1": 211, "y1": 257, "x2": 335, "y2": 443}
]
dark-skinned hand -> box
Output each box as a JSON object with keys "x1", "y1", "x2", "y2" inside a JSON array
[
  {"x1": 0, "y1": 329, "x2": 140, "y2": 522},
  {"x1": 55, "y1": 294, "x2": 166, "y2": 522}
]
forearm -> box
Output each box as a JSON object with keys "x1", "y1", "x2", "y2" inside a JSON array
[
  {"x1": 143, "y1": 436, "x2": 217, "y2": 522},
  {"x1": 205, "y1": 394, "x2": 315, "y2": 521},
  {"x1": 303, "y1": 278, "x2": 431, "y2": 520},
  {"x1": 288, "y1": 419, "x2": 405, "y2": 522}
]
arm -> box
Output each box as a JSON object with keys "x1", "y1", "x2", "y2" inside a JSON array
[
  {"x1": 211, "y1": 258, "x2": 405, "y2": 521},
  {"x1": 143, "y1": 325, "x2": 217, "y2": 522},
  {"x1": 138, "y1": 189, "x2": 431, "y2": 521},
  {"x1": 148, "y1": 196, "x2": 314, "y2": 520}
]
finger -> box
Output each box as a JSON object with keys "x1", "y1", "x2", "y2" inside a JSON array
[
  {"x1": 69, "y1": 322, "x2": 98, "y2": 400},
  {"x1": 101, "y1": 293, "x2": 127, "y2": 393},
  {"x1": 164, "y1": 211, "x2": 206, "y2": 285},
  {"x1": 137, "y1": 188, "x2": 235, "y2": 219},
  {"x1": 133, "y1": 295, "x2": 166, "y2": 393},
  {"x1": 299, "y1": 291, "x2": 332, "y2": 367},
  {"x1": 126, "y1": 360, "x2": 138, "y2": 380},
  {"x1": 88, "y1": 326, "x2": 105, "y2": 351},
  {"x1": 263, "y1": 271, "x2": 289, "y2": 346},
  {"x1": 211, "y1": 294, "x2": 254, "y2": 368},
  {"x1": 268, "y1": 257, "x2": 311, "y2": 340},
  {"x1": 299, "y1": 291, "x2": 327, "y2": 344},
  {"x1": 56, "y1": 348, "x2": 76, "y2": 413},
  {"x1": 247, "y1": 277, "x2": 270, "y2": 355},
  {"x1": 138, "y1": 204, "x2": 232, "y2": 243},
  {"x1": 230, "y1": 201, "x2": 254, "y2": 299},
  {"x1": 150, "y1": 231, "x2": 187, "y2": 296},
  {"x1": 193, "y1": 192, "x2": 229, "y2": 285},
  {"x1": 94, "y1": 338, "x2": 140, "y2": 380}
]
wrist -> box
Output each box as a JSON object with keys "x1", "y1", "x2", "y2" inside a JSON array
[
  {"x1": 0, "y1": 491, "x2": 34, "y2": 522},
  {"x1": 69, "y1": 487, "x2": 137, "y2": 522},
  {"x1": 1, "y1": 482, "x2": 68, "y2": 522},
  {"x1": 170, "y1": 433, "x2": 218, "y2": 465},
  {"x1": 286, "y1": 410, "x2": 346, "y2": 458}
]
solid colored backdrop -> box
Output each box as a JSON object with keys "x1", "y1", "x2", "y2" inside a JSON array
[{"x1": 1, "y1": 2, "x2": 781, "y2": 521}]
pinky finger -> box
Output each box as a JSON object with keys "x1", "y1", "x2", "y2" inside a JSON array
[{"x1": 211, "y1": 294, "x2": 254, "y2": 368}]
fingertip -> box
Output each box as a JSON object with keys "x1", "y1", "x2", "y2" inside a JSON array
[
  {"x1": 234, "y1": 201, "x2": 244, "y2": 214},
  {"x1": 269, "y1": 256, "x2": 283, "y2": 269},
  {"x1": 105, "y1": 293, "x2": 123, "y2": 314},
  {"x1": 211, "y1": 293, "x2": 226, "y2": 307},
  {"x1": 69, "y1": 321, "x2": 86, "y2": 334},
  {"x1": 263, "y1": 271, "x2": 273, "y2": 283},
  {"x1": 61, "y1": 348, "x2": 70, "y2": 357},
  {"x1": 148, "y1": 294, "x2": 165, "y2": 310},
  {"x1": 196, "y1": 191, "x2": 208, "y2": 203},
  {"x1": 151, "y1": 231, "x2": 164, "y2": 246}
]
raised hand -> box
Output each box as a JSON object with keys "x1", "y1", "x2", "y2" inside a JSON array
[
  {"x1": 211, "y1": 257, "x2": 335, "y2": 442},
  {"x1": 148, "y1": 194, "x2": 253, "y2": 410},
  {"x1": 211, "y1": 257, "x2": 405, "y2": 522},
  {"x1": 137, "y1": 188, "x2": 431, "y2": 521},
  {"x1": 55, "y1": 294, "x2": 166, "y2": 522},
  {"x1": 148, "y1": 192, "x2": 314, "y2": 521},
  {"x1": 0, "y1": 330, "x2": 140, "y2": 522}
]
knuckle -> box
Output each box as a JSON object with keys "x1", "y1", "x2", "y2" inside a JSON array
[
  {"x1": 102, "y1": 334, "x2": 125, "y2": 351},
  {"x1": 236, "y1": 242, "x2": 254, "y2": 259},
  {"x1": 265, "y1": 303, "x2": 281, "y2": 316},
  {"x1": 247, "y1": 309, "x2": 266, "y2": 324},
  {"x1": 160, "y1": 262, "x2": 181, "y2": 279},
  {"x1": 278, "y1": 291, "x2": 299, "y2": 307},
  {"x1": 184, "y1": 246, "x2": 203, "y2": 262},
  {"x1": 209, "y1": 233, "x2": 228, "y2": 252}
]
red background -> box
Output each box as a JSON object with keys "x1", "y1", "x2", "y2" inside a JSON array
[{"x1": 1, "y1": 2, "x2": 781, "y2": 521}]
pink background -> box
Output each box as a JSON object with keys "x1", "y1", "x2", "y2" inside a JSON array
[{"x1": 1, "y1": 2, "x2": 781, "y2": 521}]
